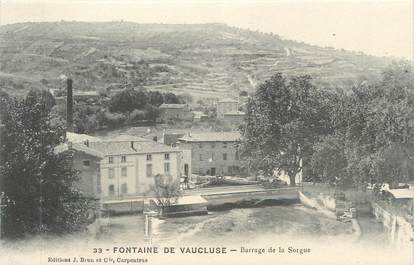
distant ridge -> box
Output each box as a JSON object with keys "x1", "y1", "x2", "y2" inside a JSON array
[{"x1": 0, "y1": 21, "x2": 391, "y2": 98}]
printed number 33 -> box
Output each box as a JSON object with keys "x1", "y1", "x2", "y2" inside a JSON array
[{"x1": 93, "y1": 248, "x2": 103, "y2": 253}]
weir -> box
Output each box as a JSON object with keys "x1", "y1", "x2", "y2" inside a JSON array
[
  {"x1": 101, "y1": 186, "x2": 300, "y2": 214},
  {"x1": 203, "y1": 187, "x2": 299, "y2": 207}
]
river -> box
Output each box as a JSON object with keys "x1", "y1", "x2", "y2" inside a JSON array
[{"x1": 1, "y1": 204, "x2": 412, "y2": 265}]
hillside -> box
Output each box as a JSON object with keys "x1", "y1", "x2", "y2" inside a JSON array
[{"x1": 0, "y1": 21, "x2": 391, "y2": 99}]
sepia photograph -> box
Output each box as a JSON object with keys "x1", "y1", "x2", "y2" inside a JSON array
[{"x1": 0, "y1": 0, "x2": 413, "y2": 264}]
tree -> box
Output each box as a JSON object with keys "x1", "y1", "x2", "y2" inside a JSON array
[
  {"x1": 149, "y1": 174, "x2": 182, "y2": 214},
  {"x1": 163, "y1": 92, "x2": 182, "y2": 104},
  {"x1": 0, "y1": 93, "x2": 91, "y2": 239},
  {"x1": 178, "y1": 92, "x2": 193, "y2": 104},
  {"x1": 239, "y1": 90, "x2": 248, "y2": 97},
  {"x1": 310, "y1": 62, "x2": 414, "y2": 190},
  {"x1": 109, "y1": 89, "x2": 148, "y2": 113},
  {"x1": 241, "y1": 73, "x2": 331, "y2": 186},
  {"x1": 311, "y1": 133, "x2": 349, "y2": 187},
  {"x1": 26, "y1": 89, "x2": 56, "y2": 113},
  {"x1": 148, "y1": 91, "x2": 164, "y2": 107}
]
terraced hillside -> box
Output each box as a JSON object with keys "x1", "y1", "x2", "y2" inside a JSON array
[{"x1": 0, "y1": 21, "x2": 391, "y2": 99}]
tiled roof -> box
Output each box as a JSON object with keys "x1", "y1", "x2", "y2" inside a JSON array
[
  {"x1": 54, "y1": 142, "x2": 105, "y2": 158},
  {"x1": 159, "y1": 104, "x2": 187, "y2": 109},
  {"x1": 85, "y1": 140, "x2": 180, "y2": 156},
  {"x1": 104, "y1": 134, "x2": 152, "y2": 142},
  {"x1": 57, "y1": 133, "x2": 179, "y2": 157},
  {"x1": 178, "y1": 132, "x2": 241, "y2": 142},
  {"x1": 66, "y1": 132, "x2": 100, "y2": 143}
]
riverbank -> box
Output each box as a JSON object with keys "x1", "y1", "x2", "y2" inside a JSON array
[
  {"x1": 298, "y1": 190, "x2": 362, "y2": 241},
  {"x1": 1, "y1": 202, "x2": 406, "y2": 265}
]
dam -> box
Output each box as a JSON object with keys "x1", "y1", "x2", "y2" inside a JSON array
[{"x1": 102, "y1": 185, "x2": 300, "y2": 214}]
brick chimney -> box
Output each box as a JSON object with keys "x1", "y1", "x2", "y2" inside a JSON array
[
  {"x1": 66, "y1": 78, "x2": 73, "y2": 132},
  {"x1": 0, "y1": 107, "x2": 4, "y2": 240},
  {"x1": 130, "y1": 141, "x2": 135, "y2": 151}
]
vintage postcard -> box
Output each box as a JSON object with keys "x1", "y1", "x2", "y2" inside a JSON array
[{"x1": 0, "y1": 0, "x2": 413, "y2": 264}]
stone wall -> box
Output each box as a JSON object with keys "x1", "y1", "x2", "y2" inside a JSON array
[{"x1": 372, "y1": 202, "x2": 414, "y2": 251}]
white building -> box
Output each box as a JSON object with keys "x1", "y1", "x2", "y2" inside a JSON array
[
  {"x1": 57, "y1": 134, "x2": 184, "y2": 200},
  {"x1": 216, "y1": 98, "x2": 239, "y2": 119}
]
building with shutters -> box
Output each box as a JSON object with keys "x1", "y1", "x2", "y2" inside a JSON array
[
  {"x1": 178, "y1": 132, "x2": 242, "y2": 176},
  {"x1": 56, "y1": 133, "x2": 184, "y2": 200}
]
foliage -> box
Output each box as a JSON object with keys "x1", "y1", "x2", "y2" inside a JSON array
[
  {"x1": 310, "y1": 62, "x2": 414, "y2": 189},
  {"x1": 49, "y1": 88, "x2": 183, "y2": 133},
  {"x1": 148, "y1": 91, "x2": 164, "y2": 107},
  {"x1": 108, "y1": 89, "x2": 148, "y2": 113},
  {"x1": 177, "y1": 92, "x2": 194, "y2": 104},
  {"x1": 239, "y1": 90, "x2": 248, "y2": 97},
  {"x1": 26, "y1": 89, "x2": 56, "y2": 113},
  {"x1": 163, "y1": 92, "x2": 183, "y2": 104},
  {"x1": 0, "y1": 93, "x2": 92, "y2": 239},
  {"x1": 149, "y1": 174, "x2": 182, "y2": 211},
  {"x1": 241, "y1": 73, "x2": 331, "y2": 186}
]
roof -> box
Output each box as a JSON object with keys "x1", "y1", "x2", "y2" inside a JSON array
[
  {"x1": 104, "y1": 134, "x2": 152, "y2": 142},
  {"x1": 54, "y1": 142, "x2": 105, "y2": 158},
  {"x1": 85, "y1": 140, "x2": 181, "y2": 156},
  {"x1": 387, "y1": 189, "x2": 414, "y2": 199},
  {"x1": 223, "y1": 111, "x2": 245, "y2": 116},
  {"x1": 218, "y1": 98, "x2": 238, "y2": 103},
  {"x1": 57, "y1": 133, "x2": 180, "y2": 157},
  {"x1": 178, "y1": 132, "x2": 241, "y2": 142},
  {"x1": 193, "y1": 111, "x2": 207, "y2": 116},
  {"x1": 159, "y1": 103, "x2": 187, "y2": 109},
  {"x1": 66, "y1": 132, "x2": 100, "y2": 143}
]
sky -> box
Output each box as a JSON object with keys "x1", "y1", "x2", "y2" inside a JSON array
[{"x1": 0, "y1": 0, "x2": 412, "y2": 59}]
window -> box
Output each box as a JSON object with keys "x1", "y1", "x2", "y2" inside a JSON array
[
  {"x1": 83, "y1": 160, "x2": 90, "y2": 167},
  {"x1": 223, "y1": 143, "x2": 227, "y2": 148},
  {"x1": 121, "y1": 167, "x2": 127, "y2": 177},
  {"x1": 121, "y1": 183, "x2": 128, "y2": 194},
  {"x1": 199, "y1": 154, "x2": 203, "y2": 161},
  {"x1": 223, "y1": 153, "x2": 227, "y2": 160},
  {"x1": 164, "y1": 153, "x2": 170, "y2": 160},
  {"x1": 121, "y1": 156, "x2": 126, "y2": 163},
  {"x1": 146, "y1": 154, "x2": 152, "y2": 161},
  {"x1": 146, "y1": 164, "x2": 152, "y2": 177},
  {"x1": 108, "y1": 168, "x2": 115, "y2": 179},
  {"x1": 164, "y1": 163, "x2": 170, "y2": 174},
  {"x1": 108, "y1": 156, "x2": 114, "y2": 164},
  {"x1": 108, "y1": 185, "x2": 115, "y2": 196},
  {"x1": 235, "y1": 151, "x2": 239, "y2": 160}
]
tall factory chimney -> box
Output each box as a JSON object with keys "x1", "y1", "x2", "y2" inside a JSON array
[
  {"x1": 66, "y1": 78, "x2": 73, "y2": 132},
  {"x1": 0, "y1": 103, "x2": 5, "y2": 240}
]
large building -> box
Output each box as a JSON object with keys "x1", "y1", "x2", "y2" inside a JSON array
[
  {"x1": 216, "y1": 98, "x2": 238, "y2": 119},
  {"x1": 216, "y1": 98, "x2": 245, "y2": 124},
  {"x1": 57, "y1": 134, "x2": 184, "y2": 200},
  {"x1": 223, "y1": 111, "x2": 245, "y2": 124},
  {"x1": 178, "y1": 132, "x2": 242, "y2": 176}
]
